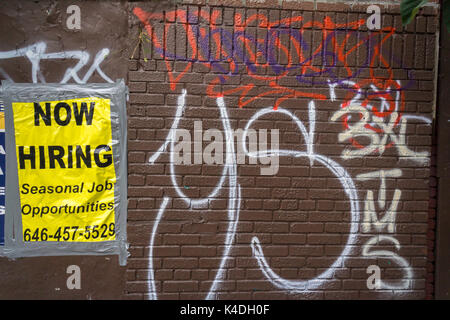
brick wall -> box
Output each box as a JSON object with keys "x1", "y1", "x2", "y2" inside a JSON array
[
  {"x1": 0, "y1": 0, "x2": 441, "y2": 300},
  {"x1": 125, "y1": 0, "x2": 439, "y2": 299}
]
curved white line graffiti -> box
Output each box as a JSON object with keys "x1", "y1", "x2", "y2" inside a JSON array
[
  {"x1": 147, "y1": 90, "x2": 241, "y2": 300},
  {"x1": 243, "y1": 104, "x2": 360, "y2": 292},
  {"x1": 147, "y1": 196, "x2": 169, "y2": 300}
]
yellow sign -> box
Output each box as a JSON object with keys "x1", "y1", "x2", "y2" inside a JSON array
[
  {"x1": 13, "y1": 97, "x2": 116, "y2": 242},
  {"x1": 0, "y1": 107, "x2": 4, "y2": 130}
]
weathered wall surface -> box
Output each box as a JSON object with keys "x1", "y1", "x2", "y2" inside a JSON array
[
  {"x1": 0, "y1": 0, "x2": 129, "y2": 299},
  {"x1": 436, "y1": 6, "x2": 450, "y2": 300},
  {"x1": 0, "y1": 0, "x2": 442, "y2": 300}
]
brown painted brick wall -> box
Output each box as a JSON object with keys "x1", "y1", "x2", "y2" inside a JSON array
[
  {"x1": 126, "y1": 0, "x2": 439, "y2": 300},
  {"x1": 0, "y1": 0, "x2": 440, "y2": 301}
]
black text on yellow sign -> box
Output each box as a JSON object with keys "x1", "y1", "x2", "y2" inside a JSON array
[{"x1": 13, "y1": 97, "x2": 117, "y2": 242}]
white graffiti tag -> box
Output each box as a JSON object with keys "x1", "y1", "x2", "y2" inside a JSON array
[
  {"x1": 330, "y1": 81, "x2": 431, "y2": 164},
  {"x1": 358, "y1": 169, "x2": 414, "y2": 290},
  {"x1": 357, "y1": 169, "x2": 402, "y2": 234},
  {"x1": 0, "y1": 41, "x2": 113, "y2": 83},
  {"x1": 145, "y1": 85, "x2": 424, "y2": 297}
]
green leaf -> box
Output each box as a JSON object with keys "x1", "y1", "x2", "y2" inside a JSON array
[
  {"x1": 400, "y1": 0, "x2": 429, "y2": 26},
  {"x1": 444, "y1": 0, "x2": 450, "y2": 33}
]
